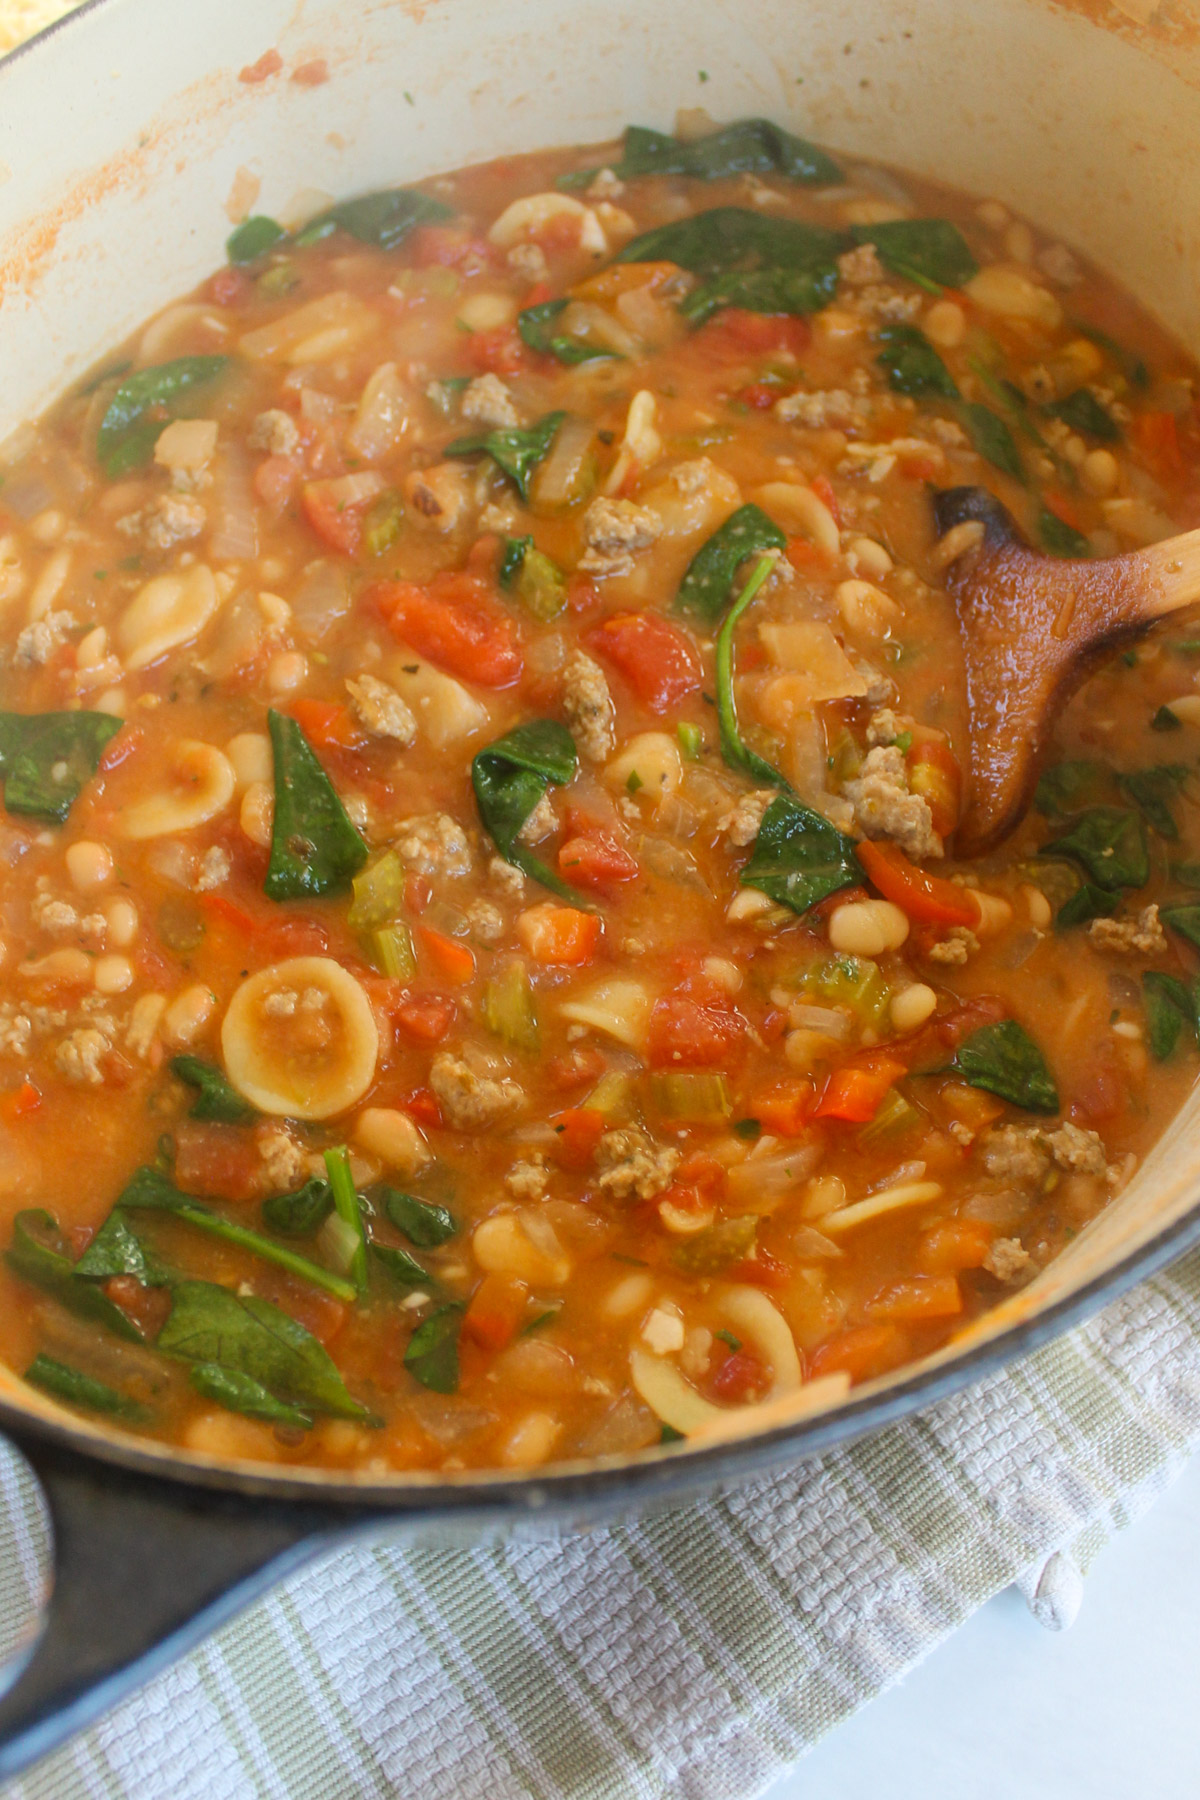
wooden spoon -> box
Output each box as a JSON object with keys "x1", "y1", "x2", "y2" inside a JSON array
[{"x1": 931, "y1": 486, "x2": 1200, "y2": 857}]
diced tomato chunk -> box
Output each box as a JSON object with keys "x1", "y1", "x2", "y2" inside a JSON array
[
  {"x1": 467, "y1": 328, "x2": 526, "y2": 376},
  {"x1": 200, "y1": 893, "x2": 258, "y2": 936},
  {"x1": 7, "y1": 1081, "x2": 41, "y2": 1118},
  {"x1": 550, "y1": 1106, "x2": 607, "y2": 1169},
  {"x1": 647, "y1": 996, "x2": 745, "y2": 1068},
  {"x1": 585, "y1": 611, "x2": 703, "y2": 713},
  {"x1": 173, "y1": 1121, "x2": 262, "y2": 1201},
  {"x1": 371, "y1": 571, "x2": 523, "y2": 686},
  {"x1": 403, "y1": 1087, "x2": 445, "y2": 1130},
  {"x1": 557, "y1": 833, "x2": 639, "y2": 892},
  {"x1": 208, "y1": 266, "x2": 252, "y2": 307},
  {"x1": 409, "y1": 225, "x2": 493, "y2": 273},
  {"x1": 103, "y1": 1277, "x2": 171, "y2": 1339},
  {"x1": 750, "y1": 1079, "x2": 816, "y2": 1137},
  {"x1": 905, "y1": 737, "x2": 962, "y2": 841},
  {"x1": 727, "y1": 1247, "x2": 791, "y2": 1289},
  {"x1": 545, "y1": 1047, "x2": 607, "y2": 1091},
  {"x1": 98, "y1": 724, "x2": 144, "y2": 773},
  {"x1": 919, "y1": 1218, "x2": 994, "y2": 1274},
  {"x1": 287, "y1": 698, "x2": 366, "y2": 751},
  {"x1": 736, "y1": 383, "x2": 778, "y2": 410},
  {"x1": 856, "y1": 840, "x2": 978, "y2": 928},
  {"x1": 711, "y1": 1347, "x2": 768, "y2": 1402},
  {"x1": 700, "y1": 308, "x2": 811, "y2": 357},
  {"x1": 260, "y1": 917, "x2": 331, "y2": 959},
  {"x1": 255, "y1": 453, "x2": 301, "y2": 514},
  {"x1": 301, "y1": 478, "x2": 371, "y2": 556},
  {"x1": 463, "y1": 1272, "x2": 529, "y2": 1351},
  {"x1": 1131, "y1": 410, "x2": 1184, "y2": 483},
  {"x1": 395, "y1": 993, "x2": 457, "y2": 1043},
  {"x1": 810, "y1": 473, "x2": 841, "y2": 524}
]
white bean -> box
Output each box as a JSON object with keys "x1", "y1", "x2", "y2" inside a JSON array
[
  {"x1": 65, "y1": 840, "x2": 113, "y2": 892},
  {"x1": 94, "y1": 954, "x2": 134, "y2": 995},
  {"x1": 104, "y1": 897, "x2": 138, "y2": 947},
  {"x1": 225, "y1": 731, "x2": 273, "y2": 792},
  {"x1": 353, "y1": 1108, "x2": 431, "y2": 1177},
  {"x1": 161, "y1": 984, "x2": 217, "y2": 1047},
  {"x1": 267, "y1": 650, "x2": 309, "y2": 695},
  {"x1": 240, "y1": 781, "x2": 274, "y2": 847},
  {"x1": 890, "y1": 983, "x2": 937, "y2": 1033},
  {"x1": 827, "y1": 899, "x2": 909, "y2": 955},
  {"x1": 924, "y1": 299, "x2": 966, "y2": 348}
]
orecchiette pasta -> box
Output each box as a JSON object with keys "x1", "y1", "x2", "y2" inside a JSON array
[{"x1": 221, "y1": 957, "x2": 379, "y2": 1119}]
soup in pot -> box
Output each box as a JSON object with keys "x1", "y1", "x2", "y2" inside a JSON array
[{"x1": 1, "y1": 117, "x2": 1198, "y2": 1471}]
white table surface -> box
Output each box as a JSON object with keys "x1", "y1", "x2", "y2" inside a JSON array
[{"x1": 761, "y1": 1452, "x2": 1200, "y2": 1800}]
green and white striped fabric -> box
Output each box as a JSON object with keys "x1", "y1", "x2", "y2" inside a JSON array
[{"x1": 2, "y1": 1244, "x2": 1198, "y2": 1800}]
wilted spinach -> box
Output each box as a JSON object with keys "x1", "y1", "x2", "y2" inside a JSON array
[
  {"x1": 262, "y1": 1177, "x2": 334, "y2": 1238},
  {"x1": 403, "y1": 1303, "x2": 464, "y2": 1394},
  {"x1": 561, "y1": 118, "x2": 843, "y2": 190},
  {"x1": 97, "y1": 356, "x2": 229, "y2": 476},
  {"x1": 1045, "y1": 388, "x2": 1120, "y2": 441},
  {"x1": 472, "y1": 720, "x2": 580, "y2": 901},
  {"x1": 300, "y1": 187, "x2": 453, "y2": 250},
  {"x1": 446, "y1": 412, "x2": 566, "y2": 501},
  {"x1": 379, "y1": 1186, "x2": 459, "y2": 1247},
  {"x1": 946, "y1": 1020, "x2": 1059, "y2": 1113},
  {"x1": 189, "y1": 1363, "x2": 312, "y2": 1429},
  {"x1": 740, "y1": 795, "x2": 862, "y2": 916},
  {"x1": 616, "y1": 208, "x2": 842, "y2": 324},
  {"x1": 170, "y1": 1055, "x2": 257, "y2": 1124},
  {"x1": 25, "y1": 1354, "x2": 150, "y2": 1423},
  {"x1": 674, "y1": 504, "x2": 786, "y2": 625},
  {"x1": 1041, "y1": 806, "x2": 1149, "y2": 890},
  {"x1": 226, "y1": 215, "x2": 285, "y2": 264},
  {"x1": 714, "y1": 554, "x2": 791, "y2": 790},
  {"x1": 518, "y1": 300, "x2": 618, "y2": 365},
  {"x1": 0, "y1": 710, "x2": 122, "y2": 824},
  {"x1": 6, "y1": 1211, "x2": 143, "y2": 1340},
  {"x1": 1142, "y1": 971, "x2": 1199, "y2": 1061},
  {"x1": 1117, "y1": 765, "x2": 1188, "y2": 841},
  {"x1": 264, "y1": 709, "x2": 368, "y2": 901},
  {"x1": 851, "y1": 218, "x2": 978, "y2": 291}
]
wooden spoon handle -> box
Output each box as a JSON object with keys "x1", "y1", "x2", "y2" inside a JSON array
[{"x1": 1127, "y1": 528, "x2": 1200, "y2": 620}]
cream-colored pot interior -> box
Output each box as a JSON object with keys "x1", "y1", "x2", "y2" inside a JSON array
[{"x1": 0, "y1": 0, "x2": 1198, "y2": 1479}]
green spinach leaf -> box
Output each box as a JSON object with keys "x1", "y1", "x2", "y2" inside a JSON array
[
  {"x1": 445, "y1": 412, "x2": 566, "y2": 501},
  {"x1": 958, "y1": 401, "x2": 1023, "y2": 481},
  {"x1": 0, "y1": 711, "x2": 122, "y2": 824},
  {"x1": 118, "y1": 1166, "x2": 357, "y2": 1303},
  {"x1": 6, "y1": 1210, "x2": 143, "y2": 1340},
  {"x1": 1045, "y1": 388, "x2": 1120, "y2": 441},
  {"x1": 499, "y1": 535, "x2": 534, "y2": 588},
  {"x1": 97, "y1": 356, "x2": 230, "y2": 476},
  {"x1": 562, "y1": 119, "x2": 842, "y2": 190},
  {"x1": 517, "y1": 300, "x2": 618, "y2": 365},
  {"x1": 1035, "y1": 759, "x2": 1113, "y2": 816},
  {"x1": 370, "y1": 1242, "x2": 431, "y2": 1286},
  {"x1": 1153, "y1": 704, "x2": 1184, "y2": 732},
  {"x1": 404, "y1": 1303, "x2": 463, "y2": 1394},
  {"x1": 25, "y1": 1354, "x2": 150, "y2": 1423},
  {"x1": 75, "y1": 1209, "x2": 171, "y2": 1286},
  {"x1": 1055, "y1": 882, "x2": 1120, "y2": 930},
  {"x1": 379, "y1": 1186, "x2": 459, "y2": 1247},
  {"x1": 1171, "y1": 861, "x2": 1200, "y2": 887},
  {"x1": 740, "y1": 794, "x2": 862, "y2": 916},
  {"x1": 264, "y1": 709, "x2": 367, "y2": 901},
  {"x1": 305, "y1": 188, "x2": 453, "y2": 250},
  {"x1": 1041, "y1": 806, "x2": 1149, "y2": 890},
  {"x1": 158, "y1": 1280, "x2": 372, "y2": 1419},
  {"x1": 1117, "y1": 765, "x2": 1188, "y2": 840},
  {"x1": 876, "y1": 324, "x2": 959, "y2": 399},
  {"x1": 1038, "y1": 503, "x2": 1091, "y2": 558},
  {"x1": 262, "y1": 1177, "x2": 334, "y2": 1238},
  {"x1": 674, "y1": 503, "x2": 786, "y2": 624},
  {"x1": 947, "y1": 1019, "x2": 1059, "y2": 1113},
  {"x1": 471, "y1": 719, "x2": 580, "y2": 901},
  {"x1": 189, "y1": 1362, "x2": 312, "y2": 1429},
  {"x1": 226, "y1": 215, "x2": 285, "y2": 264},
  {"x1": 1142, "y1": 971, "x2": 1197, "y2": 1061},
  {"x1": 170, "y1": 1055, "x2": 257, "y2": 1124},
  {"x1": 1163, "y1": 904, "x2": 1200, "y2": 954},
  {"x1": 616, "y1": 208, "x2": 842, "y2": 323},
  {"x1": 1071, "y1": 321, "x2": 1149, "y2": 390},
  {"x1": 715, "y1": 554, "x2": 791, "y2": 789},
  {"x1": 851, "y1": 218, "x2": 978, "y2": 290}
]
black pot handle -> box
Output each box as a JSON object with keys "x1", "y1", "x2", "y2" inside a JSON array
[{"x1": 0, "y1": 1431, "x2": 354, "y2": 1782}]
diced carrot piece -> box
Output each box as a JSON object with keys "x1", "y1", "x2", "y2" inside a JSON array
[
  {"x1": 557, "y1": 833, "x2": 639, "y2": 892},
  {"x1": 395, "y1": 993, "x2": 457, "y2": 1043},
  {"x1": 200, "y1": 893, "x2": 258, "y2": 935},
  {"x1": 810, "y1": 472, "x2": 841, "y2": 524},
  {"x1": 919, "y1": 1218, "x2": 994, "y2": 1274},
  {"x1": 402, "y1": 1086, "x2": 444, "y2": 1131},
  {"x1": 10, "y1": 1080, "x2": 42, "y2": 1118},
  {"x1": 1132, "y1": 409, "x2": 1184, "y2": 483},
  {"x1": 814, "y1": 1055, "x2": 907, "y2": 1123},
  {"x1": 675, "y1": 1151, "x2": 727, "y2": 1193},
  {"x1": 726, "y1": 1248, "x2": 791, "y2": 1290},
  {"x1": 516, "y1": 902, "x2": 600, "y2": 965},
  {"x1": 905, "y1": 736, "x2": 962, "y2": 840},
  {"x1": 417, "y1": 927, "x2": 476, "y2": 986},
  {"x1": 939, "y1": 1081, "x2": 1006, "y2": 1129},
  {"x1": 550, "y1": 1105, "x2": 606, "y2": 1169},
  {"x1": 463, "y1": 1272, "x2": 530, "y2": 1351},
  {"x1": 866, "y1": 1275, "x2": 964, "y2": 1322},
  {"x1": 808, "y1": 1323, "x2": 908, "y2": 1383}
]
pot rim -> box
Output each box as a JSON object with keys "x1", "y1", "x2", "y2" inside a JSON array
[{"x1": 1, "y1": 0, "x2": 1198, "y2": 1522}]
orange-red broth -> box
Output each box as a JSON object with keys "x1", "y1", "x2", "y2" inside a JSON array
[{"x1": 0, "y1": 131, "x2": 1197, "y2": 1473}]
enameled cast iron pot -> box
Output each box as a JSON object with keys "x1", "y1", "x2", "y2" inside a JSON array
[{"x1": 3, "y1": 0, "x2": 1200, "y2": 1775}]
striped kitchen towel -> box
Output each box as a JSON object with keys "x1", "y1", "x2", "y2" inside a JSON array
[{"x1": 1, "y1": 1243, "x2": 1197, "y2": 1800}]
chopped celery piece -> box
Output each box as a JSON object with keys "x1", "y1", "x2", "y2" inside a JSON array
[
  {"x1": 514, "y1": 547, "x2": 568, "y2": 621},
  {"x1": 673, "y1": 1215, "x2": 757, "y2": 1274},
  {"x1": 584, "y1": 1070, "x2": 635, "y2": 1119},
  {"x1": 826, "y1": 728, "x2": 862, "y2": 786},
  {"x1": 647, "y1": 1070, "x2": 732, "y2": 1122},
  {"x1": 481, "y1": 959, "x2": 539, "y2": 1051},
  {"x1": 856, "y1": 1086, "x2": 921, "y2": 1146},
  {"x1": 347, "y1": 850, "x2": 405, "y2": 932},
  {"x1": 422, "y1": 900, "x2": 470, "y2": 938},
  {"x1": 801, "y1": 954, "x2": 890, "y2": 1027},
  {"x1": 365, "y1": 921, "x2": 415, "y2": 979},
  {"x1": 363, "y1": 489, "x2": 404, "y2": 556},
  {"x1": 677, "y1": 722, "x2": 704, "y2": 760}
]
